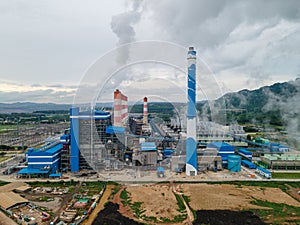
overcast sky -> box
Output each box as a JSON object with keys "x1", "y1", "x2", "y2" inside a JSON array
[{"x1": 0, "y1": 0, "x2": 300, "y2": 103}]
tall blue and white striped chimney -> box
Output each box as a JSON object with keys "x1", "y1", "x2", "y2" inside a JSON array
[{"x1": 186, "y1": 47, "x2": 198, "y2": 176}]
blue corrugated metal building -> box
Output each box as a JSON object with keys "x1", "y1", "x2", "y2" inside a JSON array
[
  {"x1": 241, "y1": 160, "x2": 257, "y2": 169},
  {"x1": 27, "y1": 143, "x2": 62, "y2": 173},
  {"x1": 207, "y1": 142, "x2": 234, "y2": 165},
  {"x1": 18, "y1": 142, "x2": 62, "y2": 177},
  {"x1": 238, "y1": 148, "x2": 253, "y2": 160}
]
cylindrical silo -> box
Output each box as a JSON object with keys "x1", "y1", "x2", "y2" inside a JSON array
[{"x1": 228, "y1": 155, "x2": 241, "y2": 172}]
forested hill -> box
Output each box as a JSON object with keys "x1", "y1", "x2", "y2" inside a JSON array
[
  {"x1": 0, "y1": 102, "x2": 71, "y2": 113},
  {"x1": 216, "y1": 78, "x2": 300, "y2": 127}
]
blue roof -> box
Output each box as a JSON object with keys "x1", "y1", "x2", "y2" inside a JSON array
[
  {"x1": 49, "y1": 173, "x2": 62, "y2": 177},
  {"x1": 106, "y1": 126, "x2": 125, "y2": 134},
  {"x1": 78, "y1": 110, "x2": 111, "y2": 120},
  {"x1": 242, "y1": 160, "x2": 256, "y2": 167},
  {"x1": 27, "y1": 143, "x2": 62, "y2": 156},
  {"x1": 208, "y1": 142, "x2": 232, "y2": 148},
  {"x1": 141, "y1": 142, "x2": 157, "y2": 151},
  {"x1": 208, "y1": 142, "x2": 234, "y2": 154},
  {"x1": 257, "y1": 166, "x2": 271, "y2": 174},
  {"x1": 239, "y1": 148, "x2": 252, "y2": 155},
  {"x1": 45, "y1": 143, "x2": 63, "y2": 154},
  {"x1": 18, "y1": 168, "x2": 50, "y2": 175},
  {"x1": 157, "y1": 167, "x2": 165, "y2": 172}
]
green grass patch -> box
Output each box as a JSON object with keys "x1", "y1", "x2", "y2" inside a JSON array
[
  {"x1": 0, "y1": 124, "x2": 18, "y2": 131},
  {"x1": 272, "y1": 172, "x2": 300, "y2": 179},
  {"x1": 120, "y1": 188, "x2": 129, "y2": 200},
  {"x1": 198, "y1": 180, "x2": 300, "y2": 189},
  {"x1": 0, "y1": 180, "x2": 9, "y2": 186},
  {"x1": 38, "y1": 196, "x2": 53, "y2": 202},
  {"x1": 250, "y1": 199, "x2": 300, "y2": 223},
  {"x1": 174, "y1": 193, "x2": 186, "y2": 213},
  {"x1": 132, "y1": 202, "x2": 144, "y2": 217},
  {"x1": 0, "y1": 156, "x2": 11, "y2": 162}
]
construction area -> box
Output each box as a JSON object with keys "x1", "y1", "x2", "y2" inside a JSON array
[
  {"x1": 0, "y1": 178, "x2": 299, "y2": 225},
  {"x1": 0, "y1": 181, "x2": 107, "y2": 225},
  {"x1": 95, "y1": 182, "x2": 300, "y2": 225}
]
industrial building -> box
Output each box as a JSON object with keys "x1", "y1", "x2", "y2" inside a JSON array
[
  {"x1": 132, "y1": 142, "x2": 159, "y2": 167},
  {"x1": 237, "y1": 148, "x2": 253, "y2": 160},
  {"x1": 206, "y1": 142, "x2": 235, "y2": 167},
  {"x1": 18, "y1": 142, "x2": 62, "y2": 178},
  {"x1": 70, "y1": 107, "x2": 112, "y2": 172},
  {"x1": 17, "y1": 47, "x2": 255, "y2": 178},
  {"x1": 261, "y1": 154, "x2": 300, "y2": 170},
  {"x1": 197, "y1": 148, "x2": 223, "y2": 171},
  {"x1": 196, "y1": 122, "x2": 247, "y2": 146}
]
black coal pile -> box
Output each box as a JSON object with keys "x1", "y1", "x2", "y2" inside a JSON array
[
  {"x1": 193, "y1": 210, "x2": 266, "y2": 225},
  {"x1": 92, "y1": 202, "x2": 144, "y2": 225}
]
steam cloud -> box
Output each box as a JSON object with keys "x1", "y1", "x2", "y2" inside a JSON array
[{"x1": 110, "y1": 0, "x2": 143, "y2": 64}]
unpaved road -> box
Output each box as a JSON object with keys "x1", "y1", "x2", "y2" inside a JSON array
[{"x1": 83, "y1": 184, "x2": 114, "y2": 225}]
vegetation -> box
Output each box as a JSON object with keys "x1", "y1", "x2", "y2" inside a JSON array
[
  {"x1": 0, "y1": 180, "x2": 9, "y2": 186},
  {"x1": 28, "y1": 180, "x2": 79, "y2": 188},
  {"x1": 0, "y1": 110, "x2": 69, "y2": 126},
  {"x1": 129, "y1": 102, "x2": 175, "y2": 122},
  {"x1": 0, "y1": 145, "x2": 27, "y2": 151},
  {"x1": 172, "y1": 180, "x2": 300, "y2": 190},
  {"x1": 110, "y1": 186, "x2": 120, "y2": 198},
  {"x1": 251, "y1": 199, "x2": 300, "y2": 224},
  {"x1": 38, "y1": 196, "x2": 54, "y2": 202},
  {"x1": 120, "y1": 188, "x2": 131, "y2": 206},
  {"x1": 174, "y1": 193, "x2": 186, "y2": 213},
  {"x1": 272, "y1": 172, "x2": 300, "y2": 179}
]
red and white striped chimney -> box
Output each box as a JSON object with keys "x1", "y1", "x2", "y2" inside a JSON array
[
  {"x1": 143, "y1": 97, "x2": 148, "y2": 124},
  {"x1": 114, "y1": 89, "x2": 128, "y2": 127}
]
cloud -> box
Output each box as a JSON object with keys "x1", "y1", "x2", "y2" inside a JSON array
[
  {"x1": 0, "y1": 1, "x2": 300, "y2": 103},
  {"x1": 136, "y1": 0, "x2": 300, "y2": 92},
  {"x1": 0, "y1": 81, "x2": 76, "y2": 103}
]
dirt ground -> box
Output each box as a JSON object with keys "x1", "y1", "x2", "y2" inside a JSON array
[
  {"x1": 126, "y1": 184, "x2": 182, "y2": 219},
  {"x1": 181, "y1": 183, "x2": 300, "y2": 210},
  {"x1": 31, "y1": 197, "x2": 62, "y2": 212},
  {"x1": 287, "y1": 186, "x2": 300, "y2": 202}
]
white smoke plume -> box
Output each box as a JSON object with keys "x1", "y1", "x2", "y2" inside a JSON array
[{"x1": 110, "y1": 0, "x2": 143, "y2": 63}]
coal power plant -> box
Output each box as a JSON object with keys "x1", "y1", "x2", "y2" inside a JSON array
[{"x1": 13, "y1": 46, "x2": 296, "y2": 181}]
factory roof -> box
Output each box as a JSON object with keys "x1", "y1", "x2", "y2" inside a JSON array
[
  {"x1": 242, "y1": 160, "x2": 256, "y2": 167},
  {"x1": 141, "y1": 142, "x2": 157, "y2": 151},
  {"x1": 264, "y1": 154, "x2": 300, "y2": 161},
  {"x1": 0, "y1": 191, "x2": 29, "y2": 210},
  {"x1": 77, "y1": 110, "x2": 111, "y2": 120},
  {"x1": 209, "y1": 142, "x2": 232, "y2": 148},
  {"x1": 0, "y1": 182, "x2": 30, "y2": 193},
  {"x1": 238, "y1": 148, "x2": 252, "y2": 155},
  {"x1": 106, "y1": 126, "x2": 125, "y2": 134},
  {"x1": 27, "y1": 142, "x2": 62, "y2": 156},
  {"x1": 18, "y1": 168, "x2": 51, "y2": 175},
  {"x1": 49, "y1": 173, "x2": 62, "y2": 178}
]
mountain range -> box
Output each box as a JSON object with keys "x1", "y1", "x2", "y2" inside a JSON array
[{"x1": 1, "y1": 78, "x2": 299, "y2": 132}]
